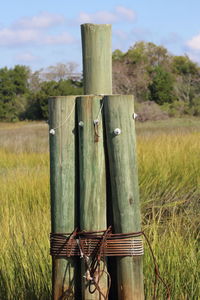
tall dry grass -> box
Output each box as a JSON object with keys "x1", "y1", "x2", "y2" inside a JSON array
[
  {"x1": 0, "y1": 119, "x2": 199, "y2": 299},
  {"x1": 137, "y1": 124, "x2": 200, "y2": 299}
]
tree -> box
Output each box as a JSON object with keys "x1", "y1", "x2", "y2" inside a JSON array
[
  {"x1": 0, "y1": 65, "x2": 30, "y2": 121},
  {"x1": 149, "y1": 66, "x2": 175, "y2": 105},
  {"x1": 112, "y1": 42, "x2": 172, "y2": 102},
  {"x1": 112, "y1": 49, "x2": 124, "y2": 61},
  {"x1": 42, "y1": 62, "x2": 79, "y2": 81},
  {"x1": 112, "y1": 43, "x2": 151, "y2": 101},
  {"x1": 28, "y1": 69, "x2": 43, "y2": 92},
  {"x1": 125, "y1": 42, "x2": 171, "y2": 68},
  {"x1": 11, "y1": 65, "x2": 30, "y2": 95},
  {"x1": 172, "y1": 56, "x2": 200, "y2": 104},
  {"x1": 25, "y1": 79, "x2": 83, "y2": 119},
  {"x1": 172, "y1": 56, "x2": 198, "y2": 75}
]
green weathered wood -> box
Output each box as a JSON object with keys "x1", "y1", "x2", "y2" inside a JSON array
[
  {"x1": 77, "y1": 95, "x2": 107, "y2": 300},
  {"x1": 80, "y1": 23, "x2": 112, "y2": 299},
  {"x1": 81, "y1": 23, "x2": 112, "y2": 95},
  {"x1": 104, "y1": 95, "x2": 144, "y2": 300},
  {"x1": 49, "y1": 96, "x2": 78, "y2": 300}
]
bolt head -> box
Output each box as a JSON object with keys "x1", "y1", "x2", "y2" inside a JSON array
[
  {"x1": 93, "y1": 119, "x2": 99, "y2": 125},
  {"x1": 79, "y1": 121, "x2": 84, "y2": 127},
  {"x1": 133, "y1": 113, "x2": 138, "y2": 120},
  {"x1": 114, "y1": 128, "x2": 121, "y2": 135},
  {"x1": 49, "y1": 129, "x2": 55, "y2": 135}
]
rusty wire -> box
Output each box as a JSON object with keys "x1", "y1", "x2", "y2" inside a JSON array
[{"x1": 50, "y1": 227, "x2": 170, "y2": 300}]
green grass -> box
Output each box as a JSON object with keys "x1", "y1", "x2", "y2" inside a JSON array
[{"x1": 0, "y1": 118, "x2": 199, "y2": 299}]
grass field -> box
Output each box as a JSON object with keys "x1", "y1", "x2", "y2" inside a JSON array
[{"x1": 0, "y1": 118, "x2": 199, "y2": 299}]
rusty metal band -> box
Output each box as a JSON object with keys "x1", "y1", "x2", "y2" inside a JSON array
[{"x1": 50, "y1": 230, "x2": 144, "y2": 258}]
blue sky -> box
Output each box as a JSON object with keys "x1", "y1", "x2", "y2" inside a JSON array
[{"x1": 1, "y1": 0, "x2": 200, "y2": 71}]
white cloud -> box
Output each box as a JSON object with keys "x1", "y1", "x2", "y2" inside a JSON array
[
  {"x1": 185, "y1": 34, "x2": 200, "y2": 63},
  {"x1": 78, "y1": 6, "x2": 136, "y2": 24},
  {"x1": 14, "y1": 52, "x2": 40, "y2": 63},
  {"x1": 116, "y1": 6, "x2": 136, "y2": 21},
  {"x1": 0, "y1": 27, "x2": 75, "y2": 47},
  {"x1": 187, "y1": 34, "x2": 200, "y2": 51},
  {"x1": 186, "y1": 51, "x2": 200, "y2": 64},
  {"x1": 0, "y1": 28, "x2": 39, "y2": 46},
  {"x1": 0, "y1": 12, "x2": 75, "y2": 47},
  {"x1": 14, "y1": 12, "x2": 65, "y2": 29},
  {"x1": 0, "y1": 13, "x2": 75, "y2": 48},
  {"x1": 43, "y1": 32, "x2": 75, "y2": 45},
  {"x1": 79, "y1": 11, "x2": 117, "y2": 24}
]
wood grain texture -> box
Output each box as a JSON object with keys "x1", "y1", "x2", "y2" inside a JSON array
[
  {"x1": 77, "y1": 95, "x2": 108, "y2": 300},
  {"x1": 49, "y1": 96, "x2": 78, "y2": 300},
  {"x1": 80, "y1": 23, "x2": 112, "y2": 299},
  {"x1": 104, "y1": 95, "x2": 144, "y2": 300},
  {"x1": 81, "y1": 24, "x2": 112, "y2": 95}
]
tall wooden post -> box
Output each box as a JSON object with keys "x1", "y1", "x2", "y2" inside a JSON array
[
  {"x1": 81, "y1": 23, "x2": 112, "y2": 95},
  {"x1": 79, "y1": 24, "x2": 112, "y2": 299},
  {"x1": 104, "y1": 95, "x2": 144, "y2": 300},
  {"x1": 49, "y1": 96, "x2": 78, "y2": 300}
]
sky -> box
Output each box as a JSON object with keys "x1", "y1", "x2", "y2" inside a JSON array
[{"x1": 1, "y1": 0, "x2": 200, "y2": 71}]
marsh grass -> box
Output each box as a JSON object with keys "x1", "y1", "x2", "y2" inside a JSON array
[
  {"x1": 0, "y1": 121, "x2": 49, "y2": 153},
  {"x1": 0, "y1": 118, "x2": 199, "y2": 299}
]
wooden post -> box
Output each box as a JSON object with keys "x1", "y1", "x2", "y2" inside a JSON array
[
  {"x1": 104, "y1": 95, "x2": 144, "y2": 300},
  {"x1": 81, "y1": 23, "x2": 112, "y2": 95},
  {"x1": 49, "y1": 96, "x2": 78, "y2": 300},
  {"x1": 79, "y1": 23, "x2": 112, "y2": 299},
  {"x1": 77, "y1": 95, "x2": 107, "y2": 300}
]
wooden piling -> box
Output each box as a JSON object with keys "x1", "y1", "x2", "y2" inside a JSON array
[
  {"x1": 77, "y1": 95, "x2": 107, "y2": 299},
  {"x1": 49, "y1": 96, "x2": 78, "y2": 300},
  {"x1": 104, "y1": 95, "x2": 144, "y2": 300},
  {"x1": 79, "y1": 23, "x2": 112, "y2": 299},
  {"x1": 81, "y1": 23, "x2": 112, "y2": 95}
]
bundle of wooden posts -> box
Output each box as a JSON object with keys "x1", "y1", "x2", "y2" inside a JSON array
[{"x1": 49, "y1": 24, "x2": 144, "y2": 300}]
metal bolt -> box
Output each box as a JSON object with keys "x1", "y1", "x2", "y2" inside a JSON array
[
  {"x1": 49, "y1": 129, "x2": 55, "y2": 135},
  {"x1": 114, "y1": 128, "x2": 121, "y2": 135},
  {"x1": 133, "y1": 113, "x2": 138, "y2": 120},
  {"x1": 93, "y1": 119, "x2": 99, "y2": 125},
  {"x1": 79, "y1": 121, "x2": 84, "y2": 127}
]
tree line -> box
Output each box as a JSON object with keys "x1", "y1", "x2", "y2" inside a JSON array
[
  {"x1": 0, "y1": 63, "x2": 83, "y2": 121},
  {"x1": 0, "y1": 42, "x2": 200, "y2": 121},
  {"x1": 113, "y1": 42, "x2": 200, "y2": 117}
]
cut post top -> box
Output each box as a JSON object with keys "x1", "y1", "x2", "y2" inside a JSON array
[{"x1": 81, "y1": 23, "x2": 112, "y2": 95}]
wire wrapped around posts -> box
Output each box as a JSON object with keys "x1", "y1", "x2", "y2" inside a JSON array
[
  {"x1": 50, "y1": 228, "x2": 144, "y2": 258},
  {"x1": 50, "y1": 228, "x2": 144, "y2": 300},
  {"x1": 50, "y1": 228, "x2": 170, "y2": 300}
]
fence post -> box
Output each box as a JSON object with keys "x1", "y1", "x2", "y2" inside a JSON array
[
  {"x1": 49, "y1": 96, "x2": 78, "y2": 300},
  {"x1": 104, "y1": 95, "x2": 144, "y2": 300}
]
